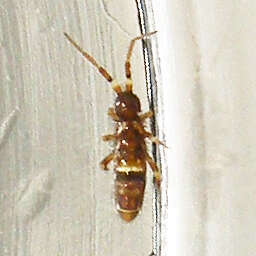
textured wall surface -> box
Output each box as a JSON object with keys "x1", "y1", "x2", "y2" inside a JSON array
[
  {"x1": 3, "y1": 0, "x2": 255, "y2": 256},
  {"x1": 0, "y1": 1, "x2": 159, "y2": 255}
]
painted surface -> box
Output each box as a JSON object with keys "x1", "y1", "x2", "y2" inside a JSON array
[{"x1": 0, "y1": 1, "x2": 156, "y2": 255}]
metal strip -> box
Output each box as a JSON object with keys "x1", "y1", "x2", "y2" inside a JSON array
[{"x1": 134, "y1": 1, "x2": 162, "y2": 256}]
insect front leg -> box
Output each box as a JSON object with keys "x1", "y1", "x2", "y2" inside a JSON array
[
  {"x1": 139, "y1": 110, "x2": 153, "y2": 121},
  {"x1": 108, "y1": 107, "x2": 120, "y2": 121},
  {"x1": 145, "y1": 153, "x2": 161, "y2": 188},
  {"x1": 100, "y1": 152, "x2": 116, "y2": 171}
]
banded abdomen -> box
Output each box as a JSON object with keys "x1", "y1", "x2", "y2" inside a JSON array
[
  {"x1": 115, "y1": 171, "x2": 145, "y2": 222},
  {"x1": 115, "y1": 121, "x2": 147, "y2": 222}
]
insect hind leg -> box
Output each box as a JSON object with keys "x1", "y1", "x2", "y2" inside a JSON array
[
  {"x1": 100, "y1": 152, "x2": 116, "y2": 171},
  {"x1": 145, "y1": 153, "x2": 161, "y2": 187}
]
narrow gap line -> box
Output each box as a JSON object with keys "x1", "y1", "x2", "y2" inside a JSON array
[{"x1": 135, "y1": 1, "x2": 162, "y2": 256}]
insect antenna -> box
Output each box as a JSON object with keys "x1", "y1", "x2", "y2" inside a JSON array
[
  {"x1": 125, "y1": 31, "x2": 157, "y2": 92},
  {"x1": 64, "y1": 32, "x2": 122, "y2": 93}
]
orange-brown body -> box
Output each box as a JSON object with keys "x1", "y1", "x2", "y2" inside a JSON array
[
  {"x1": 64, "y1": 31, "x2": 162, "y2": 222},
  {"x1": 101, "y1": 91, "x2": 163, "y2": 222}
]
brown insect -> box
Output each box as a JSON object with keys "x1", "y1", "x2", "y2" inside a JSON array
[{"x1": 64, "y1": 31, "x2": 165, "y2": 222}]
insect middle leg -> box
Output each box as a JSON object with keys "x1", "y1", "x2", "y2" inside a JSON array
[
  {"x1": 143, "y1": 129, "x2": 166, "y2": 147},
  {"x1": 147, "y1": 135, "x2": 167, "y2": 147},
  {"x1": 102, "y1": 134, "x2": 117, "y2": 141},
  {"x1": 132, "y1": 122, "x2": 166, "y2": 147}
]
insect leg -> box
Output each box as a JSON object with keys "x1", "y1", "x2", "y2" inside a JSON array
[
  {"x1": 64, "y1": 32, "x2": 122, "y2": 93},
  {"x1": 145, "y1": 153, "x2": 161, "y2": 187},
  {"x1": 146, "y1": 135, "x2": 167, "y2": 148},
  {"x1": 139, "y1": 110, "x2": 153, "y2": 121},
  {"x1": 100, "y1": 152, "x2": 115, "y2": 171},
  {"x1": 133, "y1": 121, "x2": 167, "y2": 147},
  {"x1": 125, "y1": 31, "x2": 157, "y2": 92},
  {"x1": 108, "y1": 107, "x2": 120, "y2": 121},
  {"x1": 102, "y1": 134, "x2": 117, "y2": 141}
]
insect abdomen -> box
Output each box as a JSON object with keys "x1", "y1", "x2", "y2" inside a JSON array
[{"x1": 115, "y1": 168, "x2": 146, "y2": 222}]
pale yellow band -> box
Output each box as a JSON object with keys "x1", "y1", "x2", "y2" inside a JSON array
[
  {"x1": 117, "y1": 207, "x2": 139, "y2": 213},
  {"x1": 116, "y1": 166, "x2": 144, "y2": 174},
  {"x1": 111, "y1": 80, "x2": 121, "y2": 93}
]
